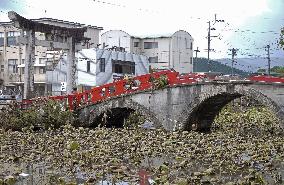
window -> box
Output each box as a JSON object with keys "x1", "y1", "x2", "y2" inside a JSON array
[
  {"x1": 112, "y1": 60, "x2": 135, "y2": 74},
  {"x1": 39, "y1": 58, "x2": 47, "y2": 64},
  {"x1": 100, "y1": 58, "x2": 105, "y2": 72},
  {"x1": 114, "y1": 63, "x2": 122, "y2": 73},
  {"x1": 39, "y1": 67, "x2": 46, "y2": 74},
  {"x1": 8, "y1": 59, "x2": 18, "y2": 73},
  {"x1": 7, "y1": 31, "x2": 20, "y2": 46},
  {"x1": 190, "y1": 57, "x2": 193, "y2": 64},
  {"x1": 144, "y1": 42, "x2": 158, "y2": 49},
  {"x1": 8, "y1": 31, "x2": 20, "y2": 37},
  {"x1": 1, "y1": 65, "x2": 4, "y2": 72},
  {"x1": 21, "y1": 68, "x2": 24, "y2": 74},
  {"x1": 87, "y1": 61, "x2": 90, "y2": 72},
  {"x1": 7, "y1": 37, "x2": 16, "y2": 46},
  {"x1": 190, "y1": 42, "x2": 193, "y2": 50},
  {"x1": 0, "y1": 32, "x2": 4, "y2": 46},
  {"x1": 134, "y1": 42, "x2": 139, "y2": 47},
  {"x1": 148, "y1": 56, "x2": 158, "y2": 63},
  {"x1": 21, "y1": 59, "x2": 25, "y2": 64}
]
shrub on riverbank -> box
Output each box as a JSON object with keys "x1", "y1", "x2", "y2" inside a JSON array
[
  {"x1": 0, "y1": 100, "x2": 73, "y2": 131},
  {"x1": 214, "y1": 103, "x2": 282, "y2": 135}
]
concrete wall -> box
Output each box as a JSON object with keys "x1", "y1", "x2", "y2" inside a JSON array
[
  {"x1": 140, "y1": 37, "x2": 170, "y2": 70},
  {"x1": 77, "y1": 49, "x2": 97, "y2": 87},
  {"x1": 170, "y1": 30, "x2": 194, "y2": 74},
  {"x1": 101, "y1": 30, "x2": 131, "y2": 52},
  {"x1": 130, "y1": 37, "x2": 143, "y2": 54},
  {"x1": 101, "y1": 30, "x2": 194, "y2": 74}
]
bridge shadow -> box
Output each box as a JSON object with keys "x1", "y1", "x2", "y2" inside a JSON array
[
  {"x1": 184, "y1": 93, "x2": 243, "y2": 132},
  {"x1": 89, "y1": 108, "x2": 135, "y2": 128}
]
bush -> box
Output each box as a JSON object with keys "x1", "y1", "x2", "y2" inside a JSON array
[
  {"x1": 151, "y1": 75, "x2": 168, "y2": 89},
  {"x1": 0, "y1": 99, "x2": 73, "y2": 131}
]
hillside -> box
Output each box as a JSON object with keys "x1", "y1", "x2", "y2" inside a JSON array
[
  {"x1": 193, "y1": 58, "x2": 249, "y2": 76},
  {"x1": 216, "y1": 57, "x2": 284, "y2": 73}
]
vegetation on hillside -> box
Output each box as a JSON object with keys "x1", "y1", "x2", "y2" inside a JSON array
[
  {"x1": 193, "y1": 58, "x2": 249, "y2": 76},
  {"x1": 257, "y1": 66, "x2": 284, "y2": 77}
]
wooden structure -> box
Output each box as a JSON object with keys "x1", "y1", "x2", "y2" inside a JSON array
[{"x1": 8, "y1": 11, "x2": 88, "y2": 99}]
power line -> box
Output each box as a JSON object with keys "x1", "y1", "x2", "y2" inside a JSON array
[
  {"x1": 221, "y1": 28, "x2": 280, "y2": 34},
  {"x1": 92, "y1": 0, "x2": 159, "y2": 14}
]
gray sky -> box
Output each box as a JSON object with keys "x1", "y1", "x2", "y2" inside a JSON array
[{"x1": 0, "y1": 0, "x2": 284, "y2": 59}]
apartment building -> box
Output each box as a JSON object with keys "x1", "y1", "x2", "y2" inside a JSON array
[
  {"x1": 48, "y1": 48, "x2": 149, "y2": 95},
  {"x1": 0, "y1": 18, "x2": 103, "y2": 96},
  {"x1": 101, "y1": 30, "x2": 194, "y2": 74}
]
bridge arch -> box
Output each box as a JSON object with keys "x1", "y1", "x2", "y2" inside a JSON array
[
  {"x1": 177, "y1": 84, "x2": 284, "y2": 131},
  {"x1": 77, "y1": 96, "x2": 162, "y2": 128}
]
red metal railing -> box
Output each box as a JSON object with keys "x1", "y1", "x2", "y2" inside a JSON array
[
  {"x1": 248, "y1": 75, "x2": 284, "y2": 83},
  {"x1": 21, "y1": 72, "x2": 284, "y2": 111},
  {"x1": 21, "y1": 70, "x2": 198, "y2": 110}
]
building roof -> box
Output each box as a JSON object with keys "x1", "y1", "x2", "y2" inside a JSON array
[
  {"x1": 78, "y1": 48, "x2": 148, "y2": 62},
  {"x1": 32, "y1": 18, "x2": 103, "y2": 30},
  {"x1": 132, "y1": 33, "x2": 173, "y2": 39},
  {"x1": 0, "y1": 15, "x2": 103, "y2": 30},
  {"x1": 132, "y1": 30, "x2": 193, "y2": 39},
  {"x1": 102, "y1": 30, "x2": 131, "y2": 36}
]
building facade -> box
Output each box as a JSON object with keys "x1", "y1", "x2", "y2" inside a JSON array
[
  {"x1": 48, "y1": 48, "x2": 149, "y2": 95},
  {"x1": 0, "y1": 18, "x2": 103, "y2": 96},
  {"x1": 101, "y1": 30, "x2": 194, "y2": 74}
]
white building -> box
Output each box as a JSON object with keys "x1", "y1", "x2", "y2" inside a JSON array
[
  {"x1": 48, "y1": 48, "x2": 149, "y2": 95},
  {"x1": 101, "y1": 30, "x2": 194, "y2": 74}
]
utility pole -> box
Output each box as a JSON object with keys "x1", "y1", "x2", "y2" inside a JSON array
[
  {"x1": 266, "y1": 44, "x2": 271, "y2": 75},
  {"x1": 194, "y1": 47, "x2": 200, "y2": 58},
  {"x1": 193, "y1": 47, "x2": 200, "y2": 72},
  {"x1": 207, "y1": 21, "x2": 211, "y2": 72},
  {"x1": 229, "y1": 48, "x2": 238, "y2": 76},
  {"x1": 206, "y1": 14, "x2": 224, "y2": 72}
]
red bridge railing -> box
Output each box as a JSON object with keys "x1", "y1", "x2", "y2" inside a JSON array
[
  {"x1": 21, "y1": 71, "x2": 284, "y2": 111},
  {"x1": 21, "y1": 70, "x2": 198, "y2": 110},
  {"x1": 247, "y1": 75, "x2": 284, "y2": 83}
]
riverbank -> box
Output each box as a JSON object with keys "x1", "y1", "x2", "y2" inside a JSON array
[{"x1": 0, "y1": 105, "x2": 283, "y2": 184}]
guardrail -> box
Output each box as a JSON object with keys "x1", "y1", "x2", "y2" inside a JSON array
[
  {"x1": 19, "y1": 72, "x2": 284, "y2": 111},
  {"x1": 247, "y1": 75, "x2": 284, "y2": 83},
  {"x1": 21, "y1": 70, "x2": 198, "y2": 110}
]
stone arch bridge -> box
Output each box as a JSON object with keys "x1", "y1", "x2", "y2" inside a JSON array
[{"x1": 24, "y1": 71, "x2": 284, "y2": 131}]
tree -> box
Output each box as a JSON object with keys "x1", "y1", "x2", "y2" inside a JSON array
[
  {"x1": 257, "y1": 68, "x2": 266, "y2": 73},
  {"x1": 271, "y1": 66, "x2": 284, "y2": 74}
]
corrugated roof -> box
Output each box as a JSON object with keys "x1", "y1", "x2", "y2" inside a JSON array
[{"x1": 87, "y1": 49, "x2": 148, "y2": 66}]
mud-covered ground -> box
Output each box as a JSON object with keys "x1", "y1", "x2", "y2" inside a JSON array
[{"x1": 0, "y1": 105, "x2": 283, "y2": 185}]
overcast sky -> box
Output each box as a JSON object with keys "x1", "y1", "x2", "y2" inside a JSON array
[{"x1": 0, "y1": 0, "x2": 284, "y2": 59}]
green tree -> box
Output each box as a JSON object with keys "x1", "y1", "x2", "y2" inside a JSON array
[
  {"x1": 257, "y1": 68, "x2": 266, "y2": 73},
  {"x1": 271, "y1": 66, "x2": 284, "y2": 74}
]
